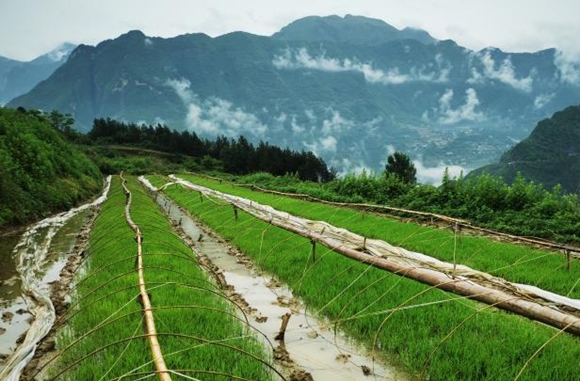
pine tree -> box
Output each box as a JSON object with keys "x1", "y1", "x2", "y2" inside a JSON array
[{"x1": 385, "y1": 152, "x2": 416, "y2": 184}]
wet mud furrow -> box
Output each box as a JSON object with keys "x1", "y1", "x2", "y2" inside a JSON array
[
  {"x1": 0, "y1": 177, "x2": 111, "y2": 381},
  {"x1": 141, "y1": 176, "x2": 406, "y2": 381}
]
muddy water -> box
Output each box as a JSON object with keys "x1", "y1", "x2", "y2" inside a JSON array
[
  {"x1": 0, "y1": 230, "x2": 27, "y2": 365},
  {"x1": 0, "y1": 176, "x2": 110, "y2": 381},
  {"x1": 0, "y1": 212, "x2": 88, "y2": 376},
  {"x1": 153, "y1": 191, "x2": 408, "y2": 381}
]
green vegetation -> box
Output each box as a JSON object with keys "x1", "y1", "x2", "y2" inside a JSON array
[
  {"x1": 54, "y1": 176, "x2": 275, "y2": 380},
  {"x1": 166, "y1": 174, "x2": 580, "y2": 297},
  {"x1": 86, "y1": 118, "x2": 334, "y2": 181},
  {"x1": 385, "y1": 151, "x2": 416, "y2": 184},
  {"x1": 474, "y1": 104, "x2": 580, "y2": 193},
  {"x1": 0, "y1": 107, "x2": 102, "y2": 228},
  {"x1": 151, "y1": 174, "x2": 580, "y2": 381},
  {"x1": 83, "y1": 145, "x2": 195, "y2": 175},
  {"x1": 222, "y1": 170, "x2": 580, "y2": 244}
]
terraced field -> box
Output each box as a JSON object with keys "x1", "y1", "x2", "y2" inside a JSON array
[
  {"x1": 42, "y1": 176, "x2": 277, "y2": 380},
  {"x1": 146, "y1": 174, "x2": 580, "y2": 381},
  {"x1": 5, "y1": 174, "x2": 580, "y2": 381}
]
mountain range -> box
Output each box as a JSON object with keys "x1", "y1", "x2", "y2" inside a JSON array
[
  {"x1": 6, "y1": 15, "x2": 580, "y2": 175},
  {"x1": 0, "y1": 43, "x2": 76, "y2": 105}
]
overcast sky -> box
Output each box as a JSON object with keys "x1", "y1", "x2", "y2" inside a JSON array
[{"x1": 1, "y1": 0, "x2": 579, "y2": 61}]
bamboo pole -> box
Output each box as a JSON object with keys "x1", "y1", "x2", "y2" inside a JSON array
[
  {"x1": 191, "y1": 172, "x2": 580, "y2": 257},
  {"x1": 121, "y1": 174, "x2": 171, "y2": 381},
  {"x1": 171, "y1": 176, "x2": 580, "y2": 337}
]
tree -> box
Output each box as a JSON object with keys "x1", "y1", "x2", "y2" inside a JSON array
[
  {"x1": 385, "y1": 151, "x2": 416, "y2": 184},
  {"x1": 47, "y1": 110, "x2": 76, "y2": 139}
]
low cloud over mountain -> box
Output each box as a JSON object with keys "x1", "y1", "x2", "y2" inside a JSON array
[{"x1": 7, "y1": 15, "x2": 580, "y2": 180}]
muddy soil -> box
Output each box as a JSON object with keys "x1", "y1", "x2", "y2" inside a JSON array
[
  {"x1": 0, "y1": 228, "x2": 27, "y2": 366},
  {"x1": 15, "y1": 209, "x2": 99, "y2": 381}
]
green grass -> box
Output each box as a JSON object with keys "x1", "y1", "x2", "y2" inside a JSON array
[
  {"x1": 151, "y1": 174, "x2": 580, "y2": 381},
  {"x1": 173, "y1": 174, "x2": 580, "y2": 299},
  {"x1": 52, "y1": 176, "x2": 276, "y2": 380}
]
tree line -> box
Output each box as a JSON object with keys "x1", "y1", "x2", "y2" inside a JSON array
[{"x1": 87, "y1": 118, "x2": 335, "y2": 182}]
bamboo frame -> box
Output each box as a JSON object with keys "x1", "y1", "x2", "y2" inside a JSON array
[
  {"x1": 192, "y1": 172, "x2": 580, "y2": 257},
  {"x1": 121, "y1": 174, "x2": 171, "y2": 381},
  {"x1": 171, "y1": 176, "x2": 580, "y2": 337}
]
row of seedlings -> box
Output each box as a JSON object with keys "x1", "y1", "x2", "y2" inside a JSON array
[
  {"x1": 175, "y1": 174, "x2": 580, "y2": 298},
  {"x1": 42, "y1": 176, "x2": 279, "y2": 380},
  {"x1": 149, "y1": 174, "x2": 580, "y2": 381}
]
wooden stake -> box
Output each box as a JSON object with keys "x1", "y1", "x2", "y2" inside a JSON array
[
  {"x1": 275, "y1": 313, "x2": 291, "y2": 341},
  {"x1": 311, "y1": 240, "x2": 316, "y2": 262},
  {"x1": 233, "y1": 204, "x2": 238, "y2": 220},
  {"x1": 453, "y1": 222, "x2": 458, "y2": 277},
  {"x1": 566, "y1": 250, "x2": 571, "y2": 271}
]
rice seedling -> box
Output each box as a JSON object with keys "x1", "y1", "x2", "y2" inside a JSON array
[
  {"x1": 173, "y1": 174, "x2": 580, "y2": 298},
  {"x1": 152, "y1": 174, "x2": 580, "y2": 381},
  {"x1": 46, "y1": 176, "x2": 277, "y2": 380}
]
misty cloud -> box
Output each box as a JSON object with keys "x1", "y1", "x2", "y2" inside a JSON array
[
  {"x1": 290, "y1": 116, "x2": 305, "y2": 133},
  {"x1": 47, "y1": 47, "x2": 70, "y2": 61},
  {"x1": 273, "y1": 48, "x2": 449, "y2": 85},
  {"x1": 554, "y1": 49, "x2": 580, "y2": 85},
  {"x1": 385, "y1": 144, "x2": 397, "y2": 157},
  {"x1": 321, "y1": 109, "x2": 354, "y2": 135},
  {"x1": 320, "y1": 135, "x2": 338, "y2": 151},
  {"x1": 413, "y1": 160, "x2": 468, "y2": 186},
  {"x1": 468, "y1": 51, "x2": 533, "y2": 92},
  {"x1": 274, "y1": 112, "x2": 287, "y2": 123},
  {"x1": 167, "y1": 78, "x2": 192, "y2": 102},
  {"x1": 533, "y1": 93, "x2": 555, "y2": 109},
  {"x1": 438, "y1": 88, "x2": 485, "y2": 124},
  {"x1": 332, "y1": 157, "x2": 373, "y2": 177},
  {"x1": 167, "y1": 78, "x2": 267, "y2": 137},
  {"x1": 304, "y1": 109, "x2": 316, "y2": 122}
]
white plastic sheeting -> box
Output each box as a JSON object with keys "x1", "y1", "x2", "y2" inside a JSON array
[
  {"x1": 167, "y1": 175, "x2": 580, "y2": 335},
  {"x1": 0, "y1": 176, "x2": 111, "y2": 381}
]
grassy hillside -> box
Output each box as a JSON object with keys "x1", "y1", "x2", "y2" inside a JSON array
[{"x1": 0, "y1": 107, "x2": 102, "y2": 228}]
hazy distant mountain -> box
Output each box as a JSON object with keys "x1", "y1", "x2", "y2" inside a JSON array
[
  {"x1": 471, "y1": 104, "x2": 580, "y2": 192},
  {"x1": 0, "y1": 43, "x2": 75, "y2": 104},
  {"x1": 7, "y1": 15, "x2": 580, "y2": 175},
  {"x1": 272, "y1": 14, "x2": 437, "y2": 45}
]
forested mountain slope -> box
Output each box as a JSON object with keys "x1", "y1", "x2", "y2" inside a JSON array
[
  {"x1": 472, "y1": 104, "x2": 580, "y2": 193},
  {"x1": 8, "y1": 15, "x2": 580, "y2": 173},
  {"x1": 0, "y1": 107, "x2": 102, "y2": 228}
]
